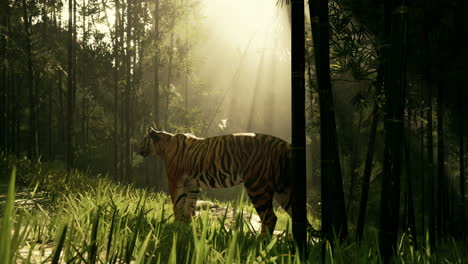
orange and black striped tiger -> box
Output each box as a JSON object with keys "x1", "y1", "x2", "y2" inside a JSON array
[{"x1": 139, "y1": 127, "x2": 319, "y2": 236}]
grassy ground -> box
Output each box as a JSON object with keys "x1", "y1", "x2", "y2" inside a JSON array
[{"x1": 0, "y1": 155, "x2": 466, "y2": 263}]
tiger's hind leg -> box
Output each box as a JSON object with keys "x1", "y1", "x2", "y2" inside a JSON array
[
  {"x1": 245, "y1": 187, "x2": 277, "y2": 235},
  {"x1": 274, "y1": 188, "x2": 322, "y2": 238}
]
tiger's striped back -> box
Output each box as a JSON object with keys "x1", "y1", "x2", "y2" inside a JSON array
[{"x1": 163, "y1": 133, "x2": 290, "y2": 191}]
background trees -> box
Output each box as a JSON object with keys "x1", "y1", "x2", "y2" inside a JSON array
[{"x1": 0, "y1": 0, "x2": 465, "y2": 259}]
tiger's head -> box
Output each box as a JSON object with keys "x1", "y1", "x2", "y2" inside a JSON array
[{"x1": 138, "y1": 127, "x2": 174, "y2": 157}]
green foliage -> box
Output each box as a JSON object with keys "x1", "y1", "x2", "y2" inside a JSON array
[{"x1": 1, "y1": 156, "x2": 466, "y2": 263}]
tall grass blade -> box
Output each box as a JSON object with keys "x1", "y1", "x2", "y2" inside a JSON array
[
  {"x1": 168, "y1": 233, "x2": 178, "y2": 264},
  {"x1": 0, "y1": 167, "x2": 16, "y2": 264},
  {"x1": 134, "y1": 231, "x2": 152, "y2": 264},
  {"x1": 88, "y1": 211, "x2": 100, "y2": 263},
  {"x1": 105, "y1": 208, "x2": 117, "y2": 262},
  {"x1": 51, "y1": 224, "x2": 68, "y2": 264}
]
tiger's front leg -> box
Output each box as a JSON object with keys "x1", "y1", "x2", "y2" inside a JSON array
[
  {"x1": 168, "y1": 175, "x2": 199, "y2": 222},
  {"x1": 183, "y1": 180, "x2": 200, "y2": 219},
  {"x1": 168, "y1": 177, "x2": 187, "y2": 221}
]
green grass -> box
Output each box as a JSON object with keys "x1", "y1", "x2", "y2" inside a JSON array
[{"x1": 0, "y1": 156, "x2": 466, "y2": 263}]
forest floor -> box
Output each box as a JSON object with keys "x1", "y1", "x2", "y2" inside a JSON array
[
  {"x1": 0, "y1": 188, "x2": 277, "y2": 264},
  {"x1": 0, "y1": 174, "x2": 297, "y2": 264},
  {"x1": 0, "y1": 193, "x2": 267, "y2": 263},
  {"x1": 0, "y1": 158, "x2": 467, "y2": 263}
]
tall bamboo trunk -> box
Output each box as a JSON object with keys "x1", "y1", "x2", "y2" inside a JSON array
[
  {"x1": 164, "y1": 30, "x2": 174, "y2": 129},
  {"x1": 419, "y1": 104, "x2": 425, "y2": 236},
  {"x1": 404, "y1": 129, "x2": 417, "y2": 249},
  {"x1": 125, "y1": 0, "x2": 133, "y2": 181},
  {"x1": 48, "y1": 79, "x2": 53, "y2": 159},
  {"x1": 22, "y1": 0, "x2": 38, "y2": 159},
  {"x1": 309, "y1": 0, "x2": 348, "y2": 241},
  {"x1": 436, "y1": 80, "x2": 447, "y2": 239},
  {"x1": 422, "y1": 0, "x2": 437, "y2": 249},
  {"x1": 58, "y1": 71, "x2": 64, "y2": 152},
  {"x1": 67, "y1": 0, "x2": 75, "y2": 170},
  {"x1": 347, "y1": 108, "x2": 362, "y2": 220},
  {"x1": 114, "y1": 0, "x2": 120, "y2": 180},
  {"x1": 291, "y1": 0, "x2": 306, "y2": 253},
  {"x1": 356, "y1": 63, "x2": 383, "y2": 241},
  {"x1": 73, "y1": 0, "x2": 77, "y2": 157},
  {"x1": 14, "y1": 76, "x2": 21, "y2": 153},
  {"x1": 378, "y1": 0, "x2": 407, "y2": 259},
  {"x1": 0, "y1": 0, "x2": 7, "y2": 152},
  {"x1": 458, "y1": 85, "x2": 465, "y2": 239},
  {"x1": 153, "y1": 0, "x2": 161, "y2": 188}
]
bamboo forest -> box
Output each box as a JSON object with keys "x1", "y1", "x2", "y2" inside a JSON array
[{"x1": 0, "y1": 0, "x2": 466, "y2": 263}]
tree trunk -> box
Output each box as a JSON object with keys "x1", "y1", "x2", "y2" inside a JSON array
[
  {"x1": 458, "y1": 85, "x2": 465, "y2": 239},
  {"x1": 309, "y1": 0, "x2": 348, "y2": 241},
  {"x1": 419, "y1": 104, "x2": 425, "y2": 236},
  {"x1": 422, "y1": 0, "x2": 437, "y2": 249},
  {"x1": 347, "y1": 107, "x2": 363, "y2": 220},
  {"x1": 58, "y1": 71, "x2": 64, "y2": 152},
  {"x1": 436, "y1": 80, "x2": 447, "y2": 239},
  {"x1": 404, "y1": 132, "x2": 417, "y2": 249},
  {"x1": 378, "y1": 0, "x2": 407, "y2": 260},
  {"x1": 114, "y1": 0, "x2": 120, "y2": 180},
  {"x1": 22, "y1": 0, "x2": 38, "y2": 159},
  {"x1": 291, "y1": 0, "x2": 307, "y2": 253},
  {"x1": 153, "y1": 0, "x2": 160, "y2": 126},
  {"x1": 125, "y1": 0, "x2": 133, "y2": 181},
  {"x1": 164, "y1": 30, "x2": 174, "y2": 129},
  {"x1": 67, "y1": 0, "x2": 75, "y2": 170},
  {"x1": 153, "y1": 0, "x2": 161, "y2": 188},
  {"x1": 356, "y1": 64, "x2": 383, "y2": 241},
  {"x1": 14, "y1": 76, "x2": 22, "y2": 153},
  {"x1": 48, "y1": 78, "x2": 53, "y2": 159},
  {"x1": 0, "y1": 0, "x2": 7, "y2": 152}
]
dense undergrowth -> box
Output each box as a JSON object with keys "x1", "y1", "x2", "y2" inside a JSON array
[{"x1": 0, "y1": 155, "x2": 466, "y2": 263}]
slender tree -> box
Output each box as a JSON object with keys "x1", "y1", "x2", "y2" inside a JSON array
[
  {"x1": 422, "y1": 0, "x2": 436, "y2": 248},
  {"x1": 164, "y1": 30, "x2": 174, "y2": 129},
  {"x1": 347, "y1": 95, "x2": 364, "y2": 220},
  {"x1": 67, "y1": 0, "x2": 75, "y2": 170},
  {"x1": 153, "y1": 0, "x2": 160, "y2": 127},
  {"x1": 309, "y1": 0, "x2": 348, "y2": 241},
  {"x1": 0, "y1": 0, "x2": 8, "y2": 152},
  {"x1": 48, "y1": 78, "x2": 53, "y2": 158},
  {"x1": 291, "y1": 0, "x2": 307, "y2": 253},
  {"x1": 21, "y1": 0, "x2": 38, "y2": 159},
  {"x1": 404, "y1": 131, "x2": 417, "y2": 249},
  {"x1": 419, "y1": 103, "x2": 425, "y2": 236},
  {"x1": 0, "y1": 1, "x2": 5, "y2": 151},
  {"x1": 152, "y1": 0, "x2": 161, "y2": 187},
  {"x1": 125, "y1": 0, "x2": 133, "y2": 181},
  {"x1": 356, "y1": 64, "x2": 383, "y2": 241},
  {"x1": 378, "y1": 0, "x2": 407, "y2": 259},
  {"x1": 113, "y1": 0, "x2": 120, "y2": 180},
  {"x1": 119, "y1": 1, "x2": 125, "y2": 180},
  {"x1": 58, "y1": 70, "x2": 64, "y2": 149},
  {"x1": 436, "y1": 74, "x2": 447, "y2": 239},
  {"x1": 458, "y1": 85, "x2": 465, "y2": 239}
]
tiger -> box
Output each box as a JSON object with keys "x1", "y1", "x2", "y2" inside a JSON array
[{"x1": 139, "y1": 127, "x2": 320, "y2": 236}]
